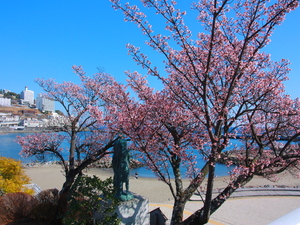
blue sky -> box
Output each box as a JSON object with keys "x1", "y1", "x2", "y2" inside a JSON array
[{"x1": 1, "y1": 0, "x2": 299, "y2": 109}]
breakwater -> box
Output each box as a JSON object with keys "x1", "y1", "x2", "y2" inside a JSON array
[{"x1": 0, "y1": 127, "x2": 56, "y2": 134}]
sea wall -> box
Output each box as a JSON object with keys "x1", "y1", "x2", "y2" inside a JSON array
[{"x1": 0, "y1": 127, "x2": 56, "y2": 134}]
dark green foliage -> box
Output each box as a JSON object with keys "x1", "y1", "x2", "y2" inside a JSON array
[
  {"x1": 3, "y1": 91, "x2": 20, "y2": 99},
  {"x1": 63, "y1": 175, "x2": 120, "y2": 225},
  {"x1": 55, "y1": 110, "x2": 64, "y2": 115}
]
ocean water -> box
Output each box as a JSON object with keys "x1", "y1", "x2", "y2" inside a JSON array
[
  {"x1": 0, "y1": 132, "x2": 236, "y2": 178},
  {"x1": 0, "y1": 132, "x2": 36, "y2": 163}
]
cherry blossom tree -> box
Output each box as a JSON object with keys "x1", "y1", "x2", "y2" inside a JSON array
[
  {"x1": 73, "y1": 66, "x2": 211, "y2": 224},
  {"x1": 115, "y1": 74, "x2": 212, "y2": 222},
  {"x1": 16, "y1": 66, "x2": 119, "y2": 195},
  {"x1": 110, "y1": 0, "x2": 300, "y2": 224}
]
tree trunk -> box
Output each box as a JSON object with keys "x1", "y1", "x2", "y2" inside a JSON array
[
  {"x1": 171, "y1": 197, "x2": 188, "y2": 225},
  {"x1": 169, "y1": 162, "x2": 210, "y2": 224},
  {"x1": 60, "y1": 169, "x2": 76, "y2": 195},
  {"x1": 200, "y1": 157, "x2": 215, "y2": 224},
  {"x1": 181, "y1": 173, "x2": 254, "y2": 225},
  {"x1": 55, "y1": 170, "x2": 78, "y2": 224},
  {"x1": 54, "y1": 192, "x2": 68, "y2": 225}
]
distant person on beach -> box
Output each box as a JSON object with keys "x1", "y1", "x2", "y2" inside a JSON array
[{"x1": 135, "y1": 172, "x2": 139, "y2": 179}]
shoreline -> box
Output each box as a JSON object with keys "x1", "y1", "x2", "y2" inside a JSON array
[
  {"x1": 24, "y1": 164, "x2": 300, "y2": 203},
  {"x1": 0, "y1": 128, "x2": 56, "y2": 134}
]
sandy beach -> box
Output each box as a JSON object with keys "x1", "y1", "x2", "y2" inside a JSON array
[
  {"x1": 24, "y1": 164, "x2": 300, "y2": 224},
  {"x1": 24, "y1": 164, "x2": 300, "y2": 203}
]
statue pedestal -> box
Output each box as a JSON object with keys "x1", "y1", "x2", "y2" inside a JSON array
[{"x1": 117, "y1": 192, "x2": 149, "y2": 225}]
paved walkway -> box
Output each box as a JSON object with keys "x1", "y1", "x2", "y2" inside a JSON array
[
  {"x1": 190, "y1": 187, "x2": 300, "y2": 200},
  {"x1": 149, "y1": 187, "x2": 300, "y2": 225}
]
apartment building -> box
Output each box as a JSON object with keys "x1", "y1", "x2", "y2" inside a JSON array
[
  {"x1": 0, "y1": 97, "x2": 11, "y2": 106},
  {"x1": 20, "y1": 86, "x2": 34, "y2": 105},
  {"x1": 36, "y1": 93, "x2": 55, "y2": 112}
]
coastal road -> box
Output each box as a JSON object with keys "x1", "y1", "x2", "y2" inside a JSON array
[{"x1": 150, "y1": 188, "x2": 300, "y2": 225}]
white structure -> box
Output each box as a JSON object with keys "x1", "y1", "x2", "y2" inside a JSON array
[
  {"x1": 0, "y1": 97, "x2": 11, "y2": 106},
  {"x1": 46, "y1": 112, "x2": 66, "y2": 128},
  {"x1": 0, "y1": 113, "x2": 20, "y2": 122},
  {"x1": 0, "y1": 113, "x2": 20, "y2": 127},
  {"x1": 19, "y1": 118, "x2": 44, "y2": 127},
  {"x1": 267, "y1": 207, "x2": 300, "y2": 225},
  {"x1": 36, "y1": 93, "x2": 55, "y2": 112},
  {"x1": 20, "y1": 86, "x2": 34, "y2": 105}
]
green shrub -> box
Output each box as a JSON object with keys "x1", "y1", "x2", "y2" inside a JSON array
[{"x1": 63, "y1": 175, "x2": 120, "y2": 225}]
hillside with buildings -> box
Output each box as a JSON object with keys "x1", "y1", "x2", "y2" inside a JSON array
[
  {"x1": 0, "y1": 87, "x2": 63, "y2": 131},
  {"x1": 0, "y1": 106, "x2": 40, "y2": 116},
  {"x1": 0, "y1": 87, "x2": 55, "y2": 113},
  {"x1": 0, "y1": 105, "x2": 64, "y2": 131}
]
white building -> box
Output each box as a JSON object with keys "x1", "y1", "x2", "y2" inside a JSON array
[
  {"x1": 20, "y1": 86, "x2": 34, "y2": 105},
  {"x1": 0, "y1": 113, "x2": 20, "y2": 127},
  {"x1": 0, "y1": 97, "x2": 11, "y2": 106},
  {"x1": 36, "y1": 93, "x2": 55, "y2": 112},
  {"x1": 19, "y1": 118, "x2": 44, "y2": 127},
  {"x1": 0, "y1": 113, "x2": 20, "y2": 122}
]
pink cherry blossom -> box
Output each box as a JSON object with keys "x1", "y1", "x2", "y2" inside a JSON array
[{"x1": 110, "y1": 0, "x2": 299, "y2": 224}]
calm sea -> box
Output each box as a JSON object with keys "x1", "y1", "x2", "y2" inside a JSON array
[
  {"x1": 0, "y1": 132, "x2": 236, "y2": 178},
  {"x1": 0, "y1": 132, "x2": 36, "y2": 163}
]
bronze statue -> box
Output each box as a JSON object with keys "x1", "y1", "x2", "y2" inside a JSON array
[{"x1": 112, "y1": 136, "x2": 133, "y2": 201}]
